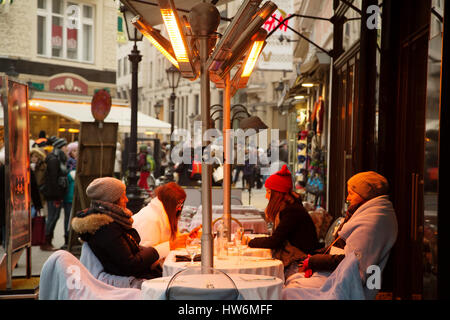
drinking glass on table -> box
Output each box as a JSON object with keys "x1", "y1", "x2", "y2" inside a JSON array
[
  {"x1": 235, "y1": 227, "x2": 248, "y2": 264},
  {"x1": 185, "y1": 237, "x2": 201, "y2": 265}
]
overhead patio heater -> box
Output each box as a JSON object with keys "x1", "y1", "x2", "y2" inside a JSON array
[{"x1": 157, "y1": 0, "x2": 199, "y2": 79}]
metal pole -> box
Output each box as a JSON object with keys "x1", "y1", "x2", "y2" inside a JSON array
[
  {"x1": 200, "y1": 35, "x2": 214, "y2": 269},
  {"x1": 170, "y1": 90, "x2": 176, "y2": 158},
  {"x1": 223, "y1": 73, "x2": 232, "y2": 241},
  {"x1": 126, "y1": 42, "x2": 145, "y2": 214}
]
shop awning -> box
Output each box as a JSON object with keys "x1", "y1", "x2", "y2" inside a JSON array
[
  {"x1": 29, "y1": 99, "x2": 171, "y2": 134},
  {"x1": 121, "y1": 0, "x2": 233, "y2": 27}
]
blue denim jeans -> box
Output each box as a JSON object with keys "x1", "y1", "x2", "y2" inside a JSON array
[{"x1": 45, "y1": 200, "x2": 63, "y2": 237}]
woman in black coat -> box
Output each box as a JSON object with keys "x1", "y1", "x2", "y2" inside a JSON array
[
  {"x1": 71, "y1": 177, "x2": 162, "y2": 279},
  {"x1": 241, "y1": 165, "x2": 320, "y2": 275}
]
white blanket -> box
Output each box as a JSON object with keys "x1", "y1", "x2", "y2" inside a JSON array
[
  {"x1": 39, "y1": 250, "x2": 143, "y2": 300},
  {"x1": 282, "y1": 251, "x2": 365, "y2": 300},
  {"x1": 282, "y1": 195, "x2": 397, "y2": 300},
  {"x1": 339, "y1": 195, "x2": 398, "y2": 299},
  {"x1": 80, "y1": 242, "x2": 144, "y2": 289}
]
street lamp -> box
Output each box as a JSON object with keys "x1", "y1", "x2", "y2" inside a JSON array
[
  {"x1": 166, "y1": 65, "x2": 181, "y2": 155},
  {"x1": 153, "y1": 101, "x2": 163, "y2": 119},
  {"x1": 275, "y1": 80, "x2": 285, "y2": 100},
  {"x1": 121, "y1": 5, "x2": 146, "y2": 214}
]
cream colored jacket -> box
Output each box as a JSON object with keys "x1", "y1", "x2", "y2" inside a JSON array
[{"x1": 132, "y1": 197, "x2": 172, "y2": 259}]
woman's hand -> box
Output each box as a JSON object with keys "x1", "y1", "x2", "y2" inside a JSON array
[
  {"x1": 170, "y1": 233, "x2": 189, "y2": 250},
  {"x1": 240, "y1": 235, "x2": 250, "y2": 245},
  {"x1": 189, "y1": 225, "x2": 202, "y2": 238}
]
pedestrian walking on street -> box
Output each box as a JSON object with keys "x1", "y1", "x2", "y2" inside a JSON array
[
  {"x1": 61, "y1": 141, "x2": 78, "y2": 249},
  {"x1": 138, "y1": 144, "x2": 151, "y2": 191},
  {"x1": 30, "y1": 147, "x2": 47, "y2": 207},
  {"x1": 114, "y1": 142, "x2": 122, "y2": 180},
  {"x1": 39, "y1": 138, "x2": 69, "y2": 251}
]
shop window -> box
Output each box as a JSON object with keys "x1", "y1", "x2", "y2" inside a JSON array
[
  {"x1": 37, "y1": 0, "x2": 94, "y2": 63},
  {"x1": 342, "y1": 0, "x2": 361, "y2": 51}
]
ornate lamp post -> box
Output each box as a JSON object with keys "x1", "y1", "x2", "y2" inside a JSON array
[
  {"x1": 121, "y1": 5, "x2": 146, "y2": 214},
  {"x1": 166, "y1": 65, "x2": 181, "y2": 155},
  {"x1": 153, "y1": 101, "x2": 163, "y2": 119}
]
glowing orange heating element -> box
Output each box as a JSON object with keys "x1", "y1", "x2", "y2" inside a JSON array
[
  {"x1": 160, "y1": 9, "x2": 189, "y2": 63},
  {"x1": 242, "y1": 40, "x2": 265, "y2": 78},
  {"x1": 132, "y1": 16, "x2": 179, "y2": 68}
]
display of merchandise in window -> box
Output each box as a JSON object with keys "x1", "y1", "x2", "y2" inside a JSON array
[{"x1": 294, "y1": 97, "x2": 327, "y2": 208}]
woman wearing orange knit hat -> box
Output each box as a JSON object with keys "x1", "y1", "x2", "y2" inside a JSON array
[{"x1": 242, "y1": 165, "x2": 320, "y2": 276}]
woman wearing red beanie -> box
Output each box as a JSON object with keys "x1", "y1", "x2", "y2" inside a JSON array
[{"x1": 243, "y1": 165, "x2": 320, "y2": 275}]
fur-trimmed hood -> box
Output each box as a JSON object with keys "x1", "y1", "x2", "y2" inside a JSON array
[
  {"x1": 72, "y1": 200, "x2": 134, "y2": 237},
  {"x1": 72, "y1": 213, "x2": 114, "y2": 235}
]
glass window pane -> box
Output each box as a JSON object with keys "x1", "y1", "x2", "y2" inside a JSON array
[
  {"x1": 66, "y1": 2, "x2": 80, "y2": 29},
  {"x1": 422, "y1": 5, "x2": 442, "y2": 299},
  {"x1": 52, "y1": 0, "x2": 63, "y2": 14},
  {"x1": 83, "y1": 24, "x2": 93, "y2": 61},
  {"x1": 37, "y1": 16, "x2": 46, "y2": 55},
  {"x1": 342, "y1": 8, "x2": 361, "y2": 51},
  {"x1": 67, "y1": 27, "x2": 78, "y2": 60},
  {"x1": 51, "y1": 16, "x2": 63, "y2": 57},
  {"x1": 83, "y1": 5, "x2": 93, "y2": 19},
  {"x1": 38, "y1": 0, "x2": 46, "y2": 9}
]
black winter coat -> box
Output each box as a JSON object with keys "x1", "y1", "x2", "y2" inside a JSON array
[
  {"x1": 248, "y1": 199, "x2": 320, "y2": 255},
  {"x1": 41, "y1": 150, "x2": 67, "y2": 201},
  {"x1": 72, "y1": 208, "x2": 161, "y2": 279}
]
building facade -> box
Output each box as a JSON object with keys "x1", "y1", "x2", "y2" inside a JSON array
[
  {"x1": 116, "y1": 0, "x2": 296, "y2": 144},
  {"x1": 1, "y1": 0, "x2": 119, "y2": 142}
]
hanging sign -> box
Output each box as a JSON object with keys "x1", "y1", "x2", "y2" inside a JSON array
[{"x1": 258, "y1": 0, "x2": 294, "y2": 71}]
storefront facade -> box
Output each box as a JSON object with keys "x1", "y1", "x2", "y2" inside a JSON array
[
  {"x1": 327, "y1": 0, "x2": 446, "y2": 299},
  {"x1": 0, "y1": 0, "x2": 119, "y2": 142}
]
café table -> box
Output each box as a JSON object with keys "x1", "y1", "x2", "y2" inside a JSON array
[
  {"x1": 162, "y1": 250, "x2": 284, "y2": 282},
  {"x1": 141, "y1": 273, "x2": 283, "y2": 300}
]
